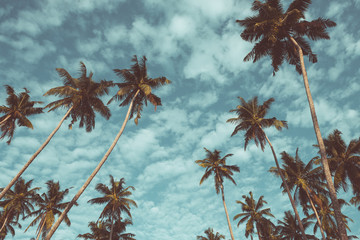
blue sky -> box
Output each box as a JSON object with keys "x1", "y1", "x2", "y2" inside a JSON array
[{"x1": 1, "y1": 0, "x2": 360, "y2": 239}]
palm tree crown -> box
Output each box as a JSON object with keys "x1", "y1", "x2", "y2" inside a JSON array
[
  {"x1": 0, "y1": 85, "x2": 43, "y2": 144},
  {"x1": 227, "y1": 96, "x2": 287, "y2": 151},
  {"x1": 0, "y1": 178, "x2": 39, "y2": 237},
  {"x1": 236, "y1": 0, "x2": 336, "y2": 74},
  {"x1": 88, "y1": 176, "x2": 137, "y2": 221},
  {"x1": 108, "y1": 55, "x2": 171, "y2": 125},
  {"x1": 234, "y1": 191, "x2": 275, "y2": 239},
  {"x1": 195, "y1": 148, "x2": 240, "y2": 194},
  {"x1": 44, "y1": 61, "x2": 112, "y2": 131},
  {"x1": 24, "y1": 180, "x2": 73, "y2": 239},
  {"x1": 197, "y1": 228, "x2": 225, "y2": 240},
  {"x1": 321, "y1": 129, "x2": 360, "y2": 193}
]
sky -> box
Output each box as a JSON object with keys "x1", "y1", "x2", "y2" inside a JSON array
[{"x1": 0, "y1": 0, "x2": 360, "y2": 239}]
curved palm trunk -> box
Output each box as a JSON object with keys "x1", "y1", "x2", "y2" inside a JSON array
[
  {"x1": 261, "y1": 128, "x2": 308, "y2": 240},
  {"x1": 304, "y1": 187, "x2": 326, "y2": 240},
  {"x1": 0, "y1": 107, "x2": 73, "y2": 200},
  {"x1": 45, "y1": 90, "x2": 140, "y2": 240},
  {"x1": 289, "y1": 36, "x2": 348, "y2": 240},
  {"x1": 220, "y1": 184, "x2": 236, "y2": 240},
  {"x1": 0, "y1": 115, "x2": 11, "y2": 126}
]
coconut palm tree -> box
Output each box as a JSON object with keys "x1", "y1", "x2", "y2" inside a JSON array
[
  {"x1": 0, "y1": 211, "x2": 21, "y2": 240},
  {"x1": 88, "y1": 176, "x2": 137, "y2": 240},
  {"x1": 195, "y1": 148, "x2": 240, "y2": 240},
  {"x1": 78, "y1": 219, "x2": 135, "y2": 240},
  {"x1": 0, "y1": 85, "x2": 43, "y2": 144},
  {"x1": 308, "y1": 195, "x2": 355, "y2": 239},
  {"x1": 276, "y1": 211, "x2": 317, "y2": 240},
  {"x1": 197, "y1": 228, "x2": 225, "y2": 240},
  {"x1": 46, "y1": 55, "x2": 171, "y2": 239},
  {"x1": 321, "y1": 129, "x2": 360, "y2": 193},
  {"x1": 270, "y1": 149, "x2": 327, "y2": 239},
  {"x1": 0, "y1": 178, "x2": 39, "y2": 236},
  {"x1": 234, "y1": 191, "x2": 275, "y2": 240},
  {"x1": 236, "y1": 1, "x2": 346, "y2": 238},
  {"x1": 227, "y1": 96, "x2": 308, "y2": 239},
  {"x1": 0, "y1": 62, "x2": 112, "y2": 200},
  {"x1": 24, "y1": 180, "x2": 74, "y2": 240}
]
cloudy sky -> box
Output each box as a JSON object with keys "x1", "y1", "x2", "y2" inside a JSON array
[{"x1": 1, "y1": 0, "x2": 360, "y2": 239}]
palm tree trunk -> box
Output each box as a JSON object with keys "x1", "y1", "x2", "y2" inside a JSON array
[
  {"x1": 219, "y1": 183, "x2": 235, "y2": 240},
  {"x1": 0, "y1": 107, "x2": 73, "y2": 200},
  {"x1": 261, "y1": 128, "x2": 308, "y2": 240},
  {"x1": 45, "y1": 90, "x2": 140, "y2": 240},
  {"x1": 36, "y1": 216, "x2": 46, "y2": 240},
  {"x1": 0, "y1": 213, "x2": 10, "y2": 233},
  {"x1": 304, "y1": 187, "x2": 326, "y2": 240},
  {"x1": 0, "y1": 115, "x2": 11, "y2": 126},
  {"x1": 289, "y1": 36, "x2": 348, "y2": 240}
]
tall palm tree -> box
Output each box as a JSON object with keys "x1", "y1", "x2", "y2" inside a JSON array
[
  {"x1": 0, "y1": 85, "x2": 43, "y2": 144},
  {"x1": 24, "y1": 180, "x2": 74, "y2": 240},
  {"x1": 321, "y1": 129, "x2": 360, "y2": 193},
  {"x1": 308, "y1": 195, "x2": 354, "y2": 239},
  {"x1": 0, "y1": 62, "x2": 112, "y2": 200},
  {"x1": 197, "y1": 228, "x2": 225, "y2": 240},
  {"x1": 236, "y1": 1, "x2": 346, "y2": 238},
  {"x1": 78, "y1": 219, "x2": 135, "y2": 240},
  {"x1": 46, "y1": 55, "x2": 171, "y2": 239},
  {"x1": 270, "y1": 149, "x2": 327, "y2": 239},
  {"x1": 227, "y1": 96, "x2": 308, "y2": 239},
  {"x1": 276, "y1": 211, "x2": 317, "y2": 240},
  {"x1": 233, "y1": 191, "x2": 275, "y2": 240},
  {"x1": 0, "y1": 178, "x2": 39, "y2": 236},
  {"x1": 88, "y1": 176, "x2": 137, "y2": 240},
  {"x1": 195, "y1": 148, "x2": 240, "y2": 240}
]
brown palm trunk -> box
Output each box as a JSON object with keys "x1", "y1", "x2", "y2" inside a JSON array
[
  {"x1": 289, "y1": 36, "x2": 348, "y2": 240},
  {"x1": 220, "y1": 185, "x2": 236, "y2": 240},
  {"x1": 0, "y1": 107, "x2": 73, "y2": 200},
  {"x1": 304, "y1": 187, "x2": 326, "y2": 240},
  {"x1": 261, "y1": 128, "x2": 308, "y2": 240},
  {"x1": 45, "y1": 90, "x2": 140, "y2": 240}
]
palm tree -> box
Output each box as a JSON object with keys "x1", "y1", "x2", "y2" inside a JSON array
[
  {"x1": 88, "y1": 176, "x2": 137, "y2": 240},
  {"x1": 46, "y1": 55, "x2": 171, "y2": 239},
  {"x1": 308, "y1": 195, "x2": 354, "y2": 239},
  {"x1": 236, "y1": 1, "x2": 346, "y2": 238},
  {"x1": 0, "y1": 178, "x2": 39, "y2": 236},
  {"x1": 0, "y1": 211, "x2": 21, "y2": 240},
  {"x1": 233, "y1": 191, "x2": 275, "y2": 240},
  {"x1": 24, "y1": 180, "x2": 74, "y2": 240},
  {"x1": 78, "y1": 219, "x2": 135, "y2": 240},
  {"x1": 276, "y1": 211, "x2": 317, "y2": 240},
  {"x1": 195, "y1": 148, "x2": 240, "y2": 240},
  {"x1": 350, "y1": 194, "x2": 360, "y2": 211},
  {"x1": 197, "y1": 228, "x2": 225, "y2": 240},
  {"x1": 0, "y1": 62, "x2": 112, "y2": 200},
  {"x1": 227, "y1": 96, "x2": 308, "y2": 239},
  {"x1": 0, "y1": 85, "x2": 43, "y2": 144},
  {"x1": 321, "y1": 129, "x2": 360, "y2": 193},
  {"x1": 270, "y1": 149, "x2": 327, "y2": 239}
]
